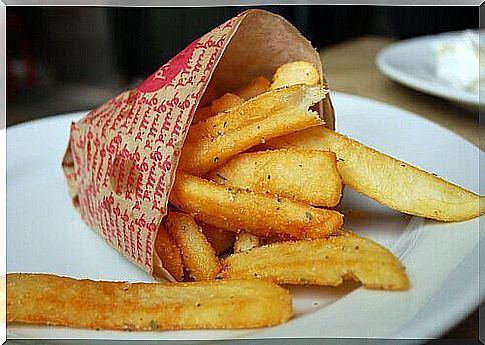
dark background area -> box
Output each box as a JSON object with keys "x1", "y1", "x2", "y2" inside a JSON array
[{"x1": 6, "y1": 6, "x2": 478, "y2": 126}]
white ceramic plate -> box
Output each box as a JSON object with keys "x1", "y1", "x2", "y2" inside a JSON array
[
  {"x1": 7, "y1": 92, "x2": 483, "y2": 341},
  {"x1": 376, "y1": 31, "x2": 482, "y2": 109}
]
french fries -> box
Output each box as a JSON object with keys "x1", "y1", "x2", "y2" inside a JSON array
[
  {"x1": 270, "y1": 61, "x2": 320, "y2": 90},
  {"x1": 194, "y1": 76, "x2": 270, "y2": 124},
  {"x1": 153, "y1": 225, "x2": 184, "y2": 282},
  {"x1": 170, "y1": 172, "x2": 344, "y2": 240},
  {"x1": 200, "y1": 223, "x2": 236, "y2": 255},
  {"x1": 234, "y1": 232, "x2": 260, "y2": 253},
  {"x1": 7, "y1": 273, "x2": 292, "y2": 330},
  {"x1": 235, "y1": 76, "x2": 271, "y2": 100},
  {"x1": 177, "y1": 85, "x2": 326, "y2": 176},
  {"x1": 267, "y1": 126, "x2": 484, "y2": 221},
  {"x1": 166, "y1": 212, "x2": 220, "y2": 280},
  {"x1": 194, "y1": 93, "x2": 245, "y2": 124},
  {"x1": 46, "y1": 59, "x2": 484, "y2": 333},
  {"x1": 211, "y1": 93, "x2": 245, "y2": 114},
  {"x1": 221, "y1": 232, "x2": 409, "y2": 290},
  {"x1": 209, "y1": 149, "x2": 342, "y2": 207}
]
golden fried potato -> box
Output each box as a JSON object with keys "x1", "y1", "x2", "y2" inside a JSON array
[
  {"x1": 199, "y1": 76, "x2": 268, "y2": 119},
  {"x1": 211, "y1": 93, "x2": 245, "y2": 114},
  {"x1": 209, "y1": 149, "x2": 342, "y2": 207},
  {"x1": 270, "y1": 61, "x2": 320, "y2": 90},
  {"x1": 153, "y1": 224, "x2": 184, "y2": 282},
  {"x1": 7, "y1": 273, "x2": 292, "y2": 330},
  {"x1": 221, "y1": 232, "x2": 409, "y2": 290},
  {"x1": 166, "y1": 212, "x2": 220, "y2": 281},
  {"x1": 267, "y1": 126, "x2": 484, "y2": 221},
  {"x1": 200, "y1": 223, "x2": 236, "y2": 256},
  {"x1": 234, "y1": 232, "x2": 260, "y2": 253},
  {"x1": 235, "y1": 76, "x2": 271, "y2": 100},
  {"x1": 170, "y1": 173, "x2": 343, "y2": 240},
  {"x1": 193, "y1": 93, "x2": 244, "y2": 124},
  {"x1": 178, "y1": 85, "x2": 326, "y2": 176}
]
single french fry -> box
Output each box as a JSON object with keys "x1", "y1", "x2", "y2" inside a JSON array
[
  {"x1": 221, "y1": 232, "x2": 409, "y2": 290},
  {"x1": 178, "y1": 85, "x2": 326, "y2": 176},
  {"x1": 169, "y1": 173, "x2": 343, "y2": 240},
  {"x1": 267, "y1": 126, "x2": 484, "y2": 221},
  {"x1": 209, "y1": 149, "x2": 342, "y2": 207},
  {"x1": 7, "y1": 273, "x2": 292, "y2": 330},
  {"x1": 235, "y1": 76, "x2": 271, "y2": 100},
  {"x1": 270, "y1": 61, "x2": 320, "y2": 90},
  {"x1": 166, "y1": 212, "x2": 220, "y2": 281},
  {"x1": 153, "y1": 224, "x2": 184, "y2": 282},
  {"x1": 200, "y1": 223, "x2": 236, "y2": 256},
  {"x1": 234, "y1": 232, "x2": 260, "y2": 253},
  {"x1": 193, "y1": 94, "x2": 245, "y2": 124},
  {"x1": 211, "y1": 93, "x2": 245, "y2": 114}
]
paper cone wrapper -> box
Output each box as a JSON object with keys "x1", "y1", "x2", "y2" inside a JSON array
[{"x1": 61, "y1": 9, "x2": 335, "y2": 280}]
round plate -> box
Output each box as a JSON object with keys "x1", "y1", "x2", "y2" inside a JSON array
[
  {"x1": 7, "y1": 92, "x2": 483, "y2": 340},
  {"x1": 376, "y1": 31, "x2": 482, "y2": 109}
]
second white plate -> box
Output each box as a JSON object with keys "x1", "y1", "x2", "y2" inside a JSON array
[{"x1": 376, "y1": 31, "x2": 482, "y2": 109}]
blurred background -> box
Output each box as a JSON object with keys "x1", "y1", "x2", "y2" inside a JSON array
[{"x1": 6, "y1": 6, "x2": 478, "y2": 126}]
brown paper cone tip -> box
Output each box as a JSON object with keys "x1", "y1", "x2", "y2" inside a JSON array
[{"x1": 61, "y1": 9, "x2": 335, "y2": 281}]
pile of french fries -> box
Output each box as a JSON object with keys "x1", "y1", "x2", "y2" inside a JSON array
[
  {"x1": 156, "y1": 60, "x2": 483, "y2": 291},
  {"x1": 8, "y1": 61, "x2": 483, "y2": 332}
]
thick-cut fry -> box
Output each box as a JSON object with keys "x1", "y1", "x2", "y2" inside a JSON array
[
  {"x1": 267, "y1": 126, "x2": 484, "y2": 221},
  {"x1": 211, "y1": 93, "x2": 245, "y2": 114},
  {"x1": 194, "y1": 76, "x2": 269, "y2": 124},
  {"x1": 178, "y1": 85, "x2": 326, "y2": 176},
  {"x1": 235, "y1": 76, "x2": 271, "y2": 100},
  {"x1": 200, "y1": 223, "x2": 236, "y2": 255},
  {"x1": 209, "y1": 149, "x2": 342, "y2": 207},
  {"x1": 270, "y1": 61, "x2": 320, "y2": 90},
  {"x1": 221, "y1": 232, "x2": 409, "y2": 290},
  {"x1": 166, "y1": 212, "x2": 220, "y2": 281},
  {"x1": 170, "y1": 173, "x2": 343, "y2": 240},
  {"x1": 193, "y1": 93, "x2": 244, "y2": 124},
  {"x1": 7, "y1": 273, "x2": 292, "y2": 330},
  {"x1": 153, "y1": 225, "x2": 184, "y2": 282},
  {"x1": 234, "y1": 232, "x2": 260, "y2": 253}
]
